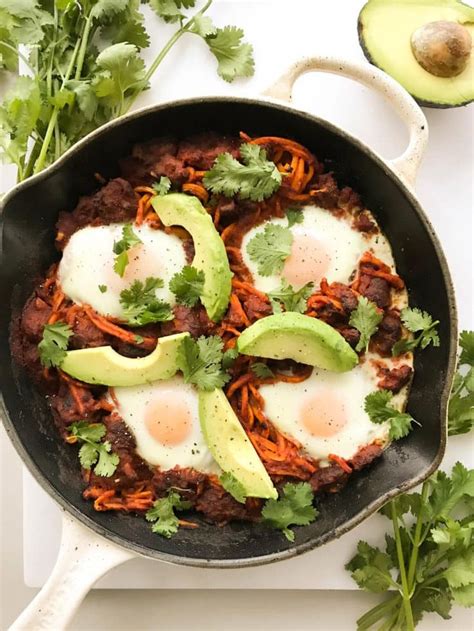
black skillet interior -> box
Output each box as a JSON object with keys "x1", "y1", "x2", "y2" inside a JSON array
[{"x1": 0, "y1": 98, "x2": 456, "y2": 566}]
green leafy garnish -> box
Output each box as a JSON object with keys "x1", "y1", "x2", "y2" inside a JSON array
[
  {"x1": 251, "y1": 362, "x2": 274, "y2": 379},
  {"x1": 98, "y1": 284, "x2": 107, "y2": 293},
  {"x1": 177, "y1": 335, "x2": 230, "y2": 391},
  {"x1": 219, "y1": 472, "x2": 247, "y2": 504},
  {"x1": 261, "y1": 482, "x2": 318, "y2": 542},
  {"x1": 346, "y1": 461, "x2": 474, "y2": 629},
  {"x1": 448, "y1": 330, "x2": 474, "y2": 436},
  {"x1": 205, "y1": 26, "x2": 255, "y2": 82},
  {"x1": 222, "y1": 347, "x2": 239, "y2": 370},
  {"x1": 169, "y1": 265, "x2": 205, "y2": 308},
  {"x1": 38, "y1": 321, "x2": 73, "y2": 368},
  {"x1": 68, "y1": 421, "x2": 119, "y2": 477},
  {"x1": 145, "y1": 490, "x2": 192, "y2": 538},
  {"x1": 203, "y1": 143, "x2": 282, "y2": 202},
  {"x1": 268, "y1": 280, "x2": 314, "y2": 314},
  {"x1": 246, "y1": 223, "x2": 293, "y2": 276},
  {"x1": 113, "y1": 223, "x2": 142, "y2": 277},
  {"x1": 152, "y1": 176, "x2": 171, "y2": 196},
  {"x1": 119, "y1": 277, "x2": 173, "y2": 325},
  {"x1": 393, "y1": 307, "x2": 440, "y2": 356},
  {"x1": 286, "y1": 207, "x2": 304, "y2": 227},
  {"x1": 349, "y1": 296, "x2": 383, "y2": 353},
  {"x1": 365, "y1": 390, "x2": 417, "y2": 440}
]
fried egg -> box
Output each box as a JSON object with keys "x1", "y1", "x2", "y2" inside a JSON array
[
  {"x1": 109, "y1": 376, "x2": 217, "y2": 472},
  {"x1": 259, "y1": 360, "x2": 409, "y2": 463},
  {"x1": 241, "y1": 205, "x2": 394, "y2": 294},
  {"x1": 58, "y1": 223, "x2": 186, "y2": 318}
]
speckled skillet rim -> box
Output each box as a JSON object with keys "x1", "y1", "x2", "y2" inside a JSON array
[{"x1": 0, "y1": 95, "x2": 458, "y2": 568}]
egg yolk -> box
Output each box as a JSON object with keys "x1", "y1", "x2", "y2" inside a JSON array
[
  {"x1": 283, "y1": 232, "x2": 331, "y2": 286},
  {"x1": 301, "y1": 391, "x2": 347, "y2": 438},
  {"x1": 145, "y1": 398, "x2": 192, "y2": 446}
]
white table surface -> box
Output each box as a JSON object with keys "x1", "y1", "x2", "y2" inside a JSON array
[{"x1": 1, "y1": 0, "x2": 473, "y2": 628}]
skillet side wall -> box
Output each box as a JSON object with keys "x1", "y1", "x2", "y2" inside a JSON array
[{"x1": 0, "y1": 99, "x2": 454, "y2": 564}]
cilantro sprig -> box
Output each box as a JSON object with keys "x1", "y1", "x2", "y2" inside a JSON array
[
  {"x1": 152, "y1": 176, "x2": 171, "y2": 196},
  {"x1": 365, "y1": 390, "x2": 418, "y2": 440},
  {"x1": 177, "y1": 335, "x2": 230, "y2": 391},
  {"x1": 448, "y1": 330, "x2": 474, "y2": 436},
  {"x1": 0, "y1": 1, "x2": 254, "y2": 180},
  {"x1": 222, "y1": 347, "x2": 239, "y2": 370},
  {"x1": 203, "y1": 143, "x2": 282, "y2": 202},
  {"x1": 393, "y1": 307, "x2": 440, "y2": 356},
  {"x1": 145, "y1": 490, "x2": 192, "y2": 538},
  {"x1": 251, "y1": 362, "x2": 275, "y2": 379},
  {"x1": 268, "y1": 280, "x2": 314, "y2": 314},
  {"x1": 349, "y1": 296, "x2": 383, "y2": 353},
  {"x1": 262, "y1": 482, "x2": 318, "y2": 542},
  {"x1": 38, "y1": 321, "x2": 73, "y2": 368},
  {"x1": 119, "y1": 277, "x2": 173, "y2": 325},
  {"x1": 68, "y1": 421, "x2": 119, "y2": 477},
  {"x1": 346, "y1": 462, "x2": 474, "y2": 630},
  {"x1": 286, "y1": 207, "x2": 304, "y2": 227},
  {"x1": 113, "y1": 223, "x2": 142, "y2": 277},
  {"x1": 246, "y1": 223, "x2": 293, "y2": 276},
  {"x1": 169, "y1": 265, "x2": 205, "y2": 308},
  {"x1": 219, "y1": 472, "x2": 247, "y2": 504}
]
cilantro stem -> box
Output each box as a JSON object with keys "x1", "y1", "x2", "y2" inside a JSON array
[
  {"x1": 0, "y1": 41, "x2": 37, "y2": 74},
  {"x1": 74, "y1": 15, "x2": 93, "y2": 81},
  {"x1": 356, "y1": 594, "x2": 399, "y2": 629},
  {"x1": 390, "y1": 501, "x2": 415, "y2": 631},
  {"x1": 406, "y1": 480, "x2": 430, "y2": 591}
]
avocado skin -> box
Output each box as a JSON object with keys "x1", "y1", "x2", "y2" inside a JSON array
[{"x1": 357, "y1": 1, "x2": 474, "y2": 109}]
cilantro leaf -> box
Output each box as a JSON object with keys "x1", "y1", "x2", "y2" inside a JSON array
[
  {"x1": 98, "y1": 284, "x2": 107, "y2": 293},
  {"x1": 203, "y1": 143, "x2": 282, "y2": 202},
  {"x1": 112, "y1": 223, "x2": 142, "y2": 277},
  {"x1": 286, "y1": 207, "x2": 304, "y2": 227},
  {"x1": 246, "y1": 223, "x2": 293, "y2": 276},
  {"x1": 219, "y1": 472, "x2": 247, "y2": 504},
  {"x1": 364, "y1": 390, "x2": 417, "y2": 440},
  {"x1": 205, "y1": 26, "x2": 254, "y2": 83},
  {"x1": 152, "y1": 176, "x2": 171, "y2": 196},
  {"x1": 222, "y1": 347, "x2": 239, "y2": 370},
  {"x1": 448, "y1": 330, "x2": 474, "y2": 436},
  {"x1": 169, "y1": 265, "x2": 205, "y2": 308},
  {"x1": 349, "y1": 296, "x2": 383, "y2": 353},
  {"x1": 119, "y1": 277, "x2": 173, "y2": 325},
  {"x1": 68, "y1": 421, "x2": 119, "y2": 477},
  {"x1": 38, "y1": 321, "x2": 73, "y2": 368},
  {"x1": 148, "y1": 0, "x2": 195, "y2": 24},
  {"x1": 392, "y1": 307, "x2": 440, "y2": 356},
  {"x1": 261, "y1": 482, "x2": 318, "y2": 541},
  {"x1": 345, "y1": 540, "x2": 395, "y2": 593},
  {"x1": 251, "y1": 362, "x2": 274, "y2": 379},
  {"x1": 190, "y1": 14, "x2": 216, "y2": 38},
  {"x1": 268, "y1": 280, "x2": 313, "y2": 314},
  {"x1": 177, "y1": 335, "x2": 230, "y2": 391},
  {"x1": 145, "y1": 490, "x2": 192, "y2": 538}
]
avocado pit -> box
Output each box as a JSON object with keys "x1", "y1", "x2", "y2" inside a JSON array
[{"x1": 411, "y1": 20, "x2": 472, "y2": 78}]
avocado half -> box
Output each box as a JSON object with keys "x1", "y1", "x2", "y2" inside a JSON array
[{"x1": 358, "y1": 0, "x2": 474, "y2": 108}]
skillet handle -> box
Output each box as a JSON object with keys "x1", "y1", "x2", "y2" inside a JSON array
[
  {"x1": 263, "y1": 56, "x2": 428, "y2": 188},
  {"x1": 10, "y1": 513, "x2": 133, "y2": 631}
]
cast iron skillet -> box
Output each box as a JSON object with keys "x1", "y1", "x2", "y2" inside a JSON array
[{"x1": 0, "y1": 57, "x2": 457, "y2": 629}]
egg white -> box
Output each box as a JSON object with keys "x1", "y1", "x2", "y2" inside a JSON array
[
  {"x1": 58, "y1": 223, "x2": 187, "y2": 318},
  {"x1": 259, "y1": 360, "x2": 409, "y2": 463},
  {"x1": 241, "y1": 204, "x2": 397, "y2": 294},
  {"x1": 109, "y1": 376, "x2": 218, "y2": 473}
]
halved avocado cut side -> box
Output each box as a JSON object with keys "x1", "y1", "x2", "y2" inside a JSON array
[
  {"x1": 60, "y1": 332, "x2": 189, "y2": 386},
  {"x1": 236, "y1": 313, "x2": 358, "y2": 372},
  {"x1": 152, "y1": 193, "x2": 232, "y2": 322},
  {"x1": 358, "y1": 0, "x2": 474, "y2": 108},
  {"x1": 199, "y1": 388, "x2": 278, "y2": 500}
]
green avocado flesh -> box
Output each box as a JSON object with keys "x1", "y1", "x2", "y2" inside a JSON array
[
  {"x1": 359, "y1": 0, "x2": 474, "y2": 107},
  {"x1": 60, "y1": 333, "x2": 189, "y2": 386},
  {"x1": 199, "y1": 389, "x2": 278, "y2": 500},
  {"x1": 152, "y1": 193, "x2": 232, "y2": 322},
  {"x1": 236, "y1": 313, "x2": 358, "y2": 372}
]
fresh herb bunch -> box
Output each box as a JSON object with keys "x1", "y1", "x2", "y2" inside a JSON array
[
  {"x1": 347, "y1": 331, "x2": 474, "y2": 630},
  {"x1": 0, "y1": 0, "x2": 254, "y2": 182}
]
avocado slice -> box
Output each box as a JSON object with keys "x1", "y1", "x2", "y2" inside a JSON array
[
  {"x1": 199, "y1": 388, "x2": 278, "y2": 500},
  {"x1": 358, "y1": 0, "x2": 474, "y2": 108},
  {"x1": 237, "y1": 313, "x2": 358, "y2": 372},
  {"x1": 152, "y1": 194, "x2": 232, "y2": 321},
  {"x1": 60, "y1": 333, "x2": 189, "y2": 386}
]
